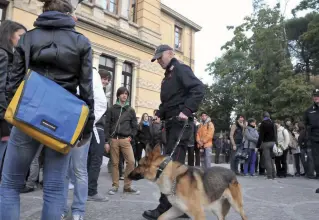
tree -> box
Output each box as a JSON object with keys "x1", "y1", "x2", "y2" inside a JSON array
[
  {"x1": 286, "y1": 12, "x2": 319, "y2": 78},
  {"x1": 203, "y1": 1, "x2": 315, "y2": 126},
  {"x1": 292, "y1": 0, "x2": 319, "y2": 15}
]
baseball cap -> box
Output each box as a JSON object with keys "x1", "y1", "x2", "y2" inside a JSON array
[
  {"x1": 151, "y1": 44, "x2": 173, "y2": 62},
  {"x1": 313, "y1": 88, "x2": 319, "y2": 97}
]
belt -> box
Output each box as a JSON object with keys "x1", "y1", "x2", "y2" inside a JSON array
[{"x1": 113, "y1": 135, "x2": 128, "y2": 139}]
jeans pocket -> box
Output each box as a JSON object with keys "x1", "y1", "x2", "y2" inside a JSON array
[{"x1": 10, "y1": 126, "x2": 33, "y2": 145}]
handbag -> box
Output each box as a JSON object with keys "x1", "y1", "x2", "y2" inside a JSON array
[
  {"x1": 235, "y1": 143, "x2": 249, "y2": 161},
  {"x1": 4, "y1": 70, "x2": 89, "y2": 154},
  {"x1": 272, "y1": 123, "x2": 283, "y2": 157},
  {"x1": 272, "y1": 143, "x2": 283, "y2": 157}
]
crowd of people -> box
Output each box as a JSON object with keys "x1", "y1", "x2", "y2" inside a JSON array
[
  {"x1": 213, "y1": 93, "x2": 319, "y2": 194},
  {"x1": 0, "y1": 1, "x2": 318, "y2": 220}
]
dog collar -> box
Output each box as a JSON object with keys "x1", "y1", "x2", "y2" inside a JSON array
[{"x1": 155, "y1": 156, "x2": 172, "y2": 180}]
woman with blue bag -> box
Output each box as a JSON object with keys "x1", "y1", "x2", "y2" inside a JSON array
[{"x1": 0, "y1": 0, "x2": 94, "y2": 220}]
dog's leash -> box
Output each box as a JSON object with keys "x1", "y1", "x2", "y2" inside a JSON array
[
  {"x1": 169, "y1": 119, "x2": 189, "y2": 158},
  {"x1": 155, "y1": 119, "x2": 189, "y2": 180}
]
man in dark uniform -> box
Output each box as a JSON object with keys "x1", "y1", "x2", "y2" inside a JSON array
[
  {"x1": 142, "y1": 45, "x2": 204, "y2": 220},
  {"x1": 304, "y1": 88, "x2": 319, "y2": 193}
]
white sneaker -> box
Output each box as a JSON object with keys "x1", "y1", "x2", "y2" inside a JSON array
[
  {"x1": 68, "y1": 183, "x2": 74, "y2": 190},
  {"x1": 72, "y1": 215, "x2": 84, "y2": 220}
]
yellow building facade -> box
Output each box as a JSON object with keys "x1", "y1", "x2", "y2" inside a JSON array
[{"x1": 1, "y1": 0, "x2": 201, "y2": 118}]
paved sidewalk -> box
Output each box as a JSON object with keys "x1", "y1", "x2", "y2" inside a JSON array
[{"x1": 20, "y1": 161, "x2": 319, "y2": 220}]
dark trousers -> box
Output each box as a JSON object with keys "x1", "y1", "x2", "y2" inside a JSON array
[
  {"x1": 293, "y1": 153, "x2": 301, "y2": 174},
  {"x1": 259, "y1": 149, "x2": 265, "y2": 174},
  {"x1": 87, "y1": 128, "x2": 105, "y2": 196},
  {"x1": 261, "y1": 142, "x2": 276, "y2": 178},
  {"x1": 187, "y1": 146, "x2": 200, "y2": 166},
  {"x1": 225, "y1": 150, "x2": 230, "y2": 163},
  {"x1": 275, "y1": 149, "x2": 288, "y2": 177},
  {"x1": 135, "y1": 142, "x2": 147, "y2": 165},
  {"x1": 157, "y1": 118, "x2": 191, "y2": 213},
  {"x1": 300, "y1": 148, "x2": 308, "y2": 175},
  {"x1": 215, "y1": 148, "x2": 221, "y2": 164},
  {"x1": 300, "y1": 147, "x2": 315, "y2": 177},
  {"x1": 230, "y1": 149, "x2": 239, "y2": 173},
  {"x1": 311, "y1": 142, "x2": 319, "y2": 177}
]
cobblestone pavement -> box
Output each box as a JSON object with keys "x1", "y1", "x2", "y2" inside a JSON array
[{"x1": 20, "y1": 161, "x2": 319, "y2": 220}]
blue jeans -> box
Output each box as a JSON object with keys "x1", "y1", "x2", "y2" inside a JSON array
[
  {"x1": 244, "y1": 149, "x2": 257, "y2": 175},
  {"x1": 63, "y1": 136, "x2": 91, "y2": 216},
  {"x1": 200, "y1": 147, "x2": 212, "y2": 169},
  {"x1": 0, "y1": 126, "x2": 70, "y2": 220}
]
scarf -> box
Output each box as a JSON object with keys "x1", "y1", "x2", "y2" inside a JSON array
[{"x1": 263, "y1": 117, "x2": 270, "y2": 121}]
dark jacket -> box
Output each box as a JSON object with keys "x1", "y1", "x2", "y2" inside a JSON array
[
  {"x1": 256, "y1": 118, "x2": 276, "y2": 148},
  {"x1": 104, "y1": 103, "x2": 138, "y2": 142},
  {"x1": 150, "y1": 121, "x2": 162, "y2": 147},
  {"x1": 7, "y1": 11, "x2": 95, "y2": 135},
  {"x1": 0, "y1": 47, "x2": 13, "y2": 137},
  {"x1": 136, "y1": 123, "x2": 152, "y2": 144},
  {"x1": 304, "y1": 104, "x2": 319, "y2": 143},
  {"x1": 156, "y1": 58, "x2": 204, "y2": 120},
  {"x1": 298, "y1": 128, "x2": 307, "y2": 148}
]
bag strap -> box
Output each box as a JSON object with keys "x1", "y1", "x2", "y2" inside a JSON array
[
  {"x1": 110, "y1": 106, "x2": 132, "y2": 138},
  {"x1": 274, "y1": 123, "x2": 278, "y2": 145}
]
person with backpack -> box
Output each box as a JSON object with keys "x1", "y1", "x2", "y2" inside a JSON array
[{"x1": 256, "y1": 112, "x2": 277, "y2": 180}]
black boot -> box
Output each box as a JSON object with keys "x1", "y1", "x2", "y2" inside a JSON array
[
  {"x1": 316, "y1": 188, "x2": 319, "y2": 194},
  {"x1": 142, "y1": 208, "x2": 162, "y2": 220},
  {"x1": 142, "y1": 208, "x2": 189, "y2": 220}
]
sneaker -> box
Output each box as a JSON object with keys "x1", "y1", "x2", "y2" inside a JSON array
[
  {"x1": 108, "y1": 187, "x2": 118, "y2": 195},
  {"x1": 87, "y1": 194, "x2": 109, "y2": 202},
  {"x1": 72, "y1": 215, "x2": 84, "y2": 220},
  {"x1": 124, "y1": 187, "x2": 140, "y2": 195},
  {"x1": 69, "y1": 183, "x2": 74, "y2": 190},
  {"x1": 61, "y1": 214, "x2": 69, "y2": 220},
  {"x1": 20, "y1": 186, "x2": 35, "y2": 193},
  {"x1": 119, "y1": 176, "x2": 124, "y2": 180}
]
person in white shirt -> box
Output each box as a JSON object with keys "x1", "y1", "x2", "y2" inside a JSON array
[
  {"x1": 274, "y1": 120, "x2": 290, "y2": 178},
  {"x1": 87, "y1": 68, "x2": 111, "y2": 202},
  {"x1": 62, "y1": 67, "x2": 107, "y2": 220}
]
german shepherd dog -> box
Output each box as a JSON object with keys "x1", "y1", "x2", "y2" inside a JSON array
[{"x1": 128, "y1": 145, "x2": 248, "y2": 220}]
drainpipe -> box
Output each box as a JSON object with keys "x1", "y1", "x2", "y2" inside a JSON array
[{"x1": 190, "y1": 30, "x2": 193, "y2": 69}]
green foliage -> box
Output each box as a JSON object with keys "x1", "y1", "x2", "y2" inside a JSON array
[
  {"x1": 286, "y1": 12, "x2": 319, "y2": 77},
  {"x1": 292, "y1": 0, "x2": 319, "y2": 15},
  {"x1": 200, "y1": 1, "x2": 316, "y2": 131}
]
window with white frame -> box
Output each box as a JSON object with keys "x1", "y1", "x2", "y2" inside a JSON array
[
  {"x1": 0, "y1": 1, "x2": 8, "y2": 24},
  {"x1": 174, "y1": 26, "x2": 182, "y2": 50},
  {"x1": 121, "y1": 62, "x2": 133, "y2": 105},
  {"x1": 99, "y1": 55, "x2": 115, "y2": 107}
]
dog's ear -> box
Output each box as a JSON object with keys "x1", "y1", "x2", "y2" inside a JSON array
[
  {"x1": 153, "y1": 144, "x2": 162, "y2": 156},
  {"x1": 145, "y1": 144, "x2": 153, "y2": 156}
]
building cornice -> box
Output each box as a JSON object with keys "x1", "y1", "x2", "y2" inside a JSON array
[
  {"x1": 76, "y1": 15, "x2": 156, "y2": 55},
  {"x1": 161, "y1": 3, "x2": 202, "y2": 32}
]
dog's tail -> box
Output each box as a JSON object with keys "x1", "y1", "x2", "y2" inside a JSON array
[{"x1": 228, "y1": 179, "x2": 248, "y2": 220}]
